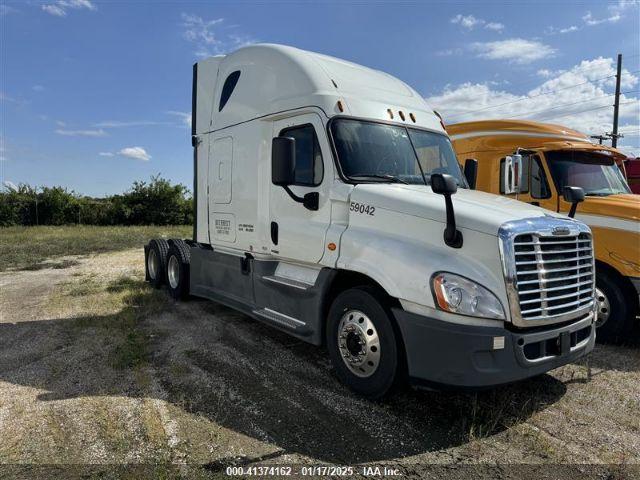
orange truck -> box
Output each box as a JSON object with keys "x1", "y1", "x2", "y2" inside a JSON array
[{"x1": 448, "y1": 120, "x2": 639, "y2": 342}]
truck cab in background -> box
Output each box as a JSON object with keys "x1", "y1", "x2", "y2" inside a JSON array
[
  {"x1": 146, "y1": 46, "x2": 596, "y2": 398},
  {"x1": 624, "y1": 157, "x2": 640, "y2": 194},
  {"x1": 448, "y1": 120, "x2": 639, "y2": 343}
]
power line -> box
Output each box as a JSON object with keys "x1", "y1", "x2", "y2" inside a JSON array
[
  {"x1": 445, "y1": 69, "x2": 640, "y2": 121},
  {"x1": 535, "y1": 101, "x2": 637, "y2": 122},
  {"x1": 507, "y1": 90, "x2": 639, "y2": 120},
  {"x1": 445, "y1": 74, "x2": 616, "y2": 120}
]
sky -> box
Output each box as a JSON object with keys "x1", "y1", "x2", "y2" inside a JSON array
[{"x1": 1, "y1": 0, "x2": 639, "y2": 196}]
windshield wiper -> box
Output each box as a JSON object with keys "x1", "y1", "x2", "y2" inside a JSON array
[{"x1": 348, "y1": 174, "x2": 410, "y2": 184}]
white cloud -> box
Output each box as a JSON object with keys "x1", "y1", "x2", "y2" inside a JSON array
[
  {"x1": 426, "y1": 56, "x2": 639, "y2": 140},
  {"x1": 485, "y1": 22, "x2": 505, "y2": 32},
  {"x1": 471, "y1": 38, "x2": 556, "y2": 64},
  {"x1": 32, "y1": 85, "x2": 45, "y2": 92},
  {"x1": 42, "y1": 0, "x2": 96, "y2": 17},
  {"x1": 94, "y1": 120, "x2": 170, "y2": 128},
  {"x1": 42, "y1": 4, "x2": 66, "y2": 16},
  {"x1": 181, "y1": 13, "x2": 257, "y2": 57},
  {"x1": 3, "y1": 181, "x2": 18, "y2": 192},
  {"x1": 547, "y1": 1, "x2": 637, "y2": 35},
  {"x1": 98, "y1": 152, "x2": 114, "y2": 157},
  {"x1": 56, "y1": 120, "x2": 66, "y2": 127},
  {"x1": 451, "y1": 14, "x2": 482, "y2": 29},
  {"x1": 55, "y1": 128, "x2": 107, "y2": 137},
  {"x1": 451, "y1": 14, "x2": 504, "y2": 32},
  {"x1": 118, "y1": 147, "x2": 151, "y2": 162},
  {"x1": 559, "y1": 25, "x2": 579, "y2": 33},
  {"x1": 166, "y1": 111, "x2": 192, "y2": 128},
  {"x1": 182, "y1": 13, "x2": 224, "y2": 45},
  {"x1": 582, "y1": 11, "x2": 621, "y2": 26}
]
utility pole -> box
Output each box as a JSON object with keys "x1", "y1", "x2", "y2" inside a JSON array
[
  {"x1": 612, "y1": 53, "x2": 622, "y2": 148},
  {"x1": 590, "y1": 135, "x2": 608, "y2": 145}
]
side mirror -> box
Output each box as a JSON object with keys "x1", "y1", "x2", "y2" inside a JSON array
[
  {"x1": 431, "y1": 173, "x2": 458, "y2": 195},
  {"x1": 272, "y1": 137, "x2": 295, "y2": 186},
  {"x1": 563, "y1": 186, "x2": 585, "y2": 218},
  {"x1": 503, "y1": 154, "x2": 522, "y2": 194},
  {"x1": 431, "y1": 173, "x2": 462, "y2": 248},
  {"x1": 271, "y1": 136, "x2": 319, "y2": 211},
  {"x1": 464, "y1": 158, "x2": 478, "y2": 190}
]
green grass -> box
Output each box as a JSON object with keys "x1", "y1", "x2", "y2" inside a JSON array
[{"x1": 0, "y1": 225, "x2": 192, "y2": 272}]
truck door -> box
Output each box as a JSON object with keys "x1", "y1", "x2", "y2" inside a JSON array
[
  {"x1": 270, "y1": 114, "x2": 332, "y2": 264},
  {"x1": 208, "y1": 136, "x2": 235, "y2": 244}
]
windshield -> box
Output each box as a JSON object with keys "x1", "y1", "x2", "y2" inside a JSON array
[
  {"x1": 330, "y1": 118, "x2": 465, "y2": 186},
  {"x1": 546, "y1": 150, "x2": 630, "y2": 196}
]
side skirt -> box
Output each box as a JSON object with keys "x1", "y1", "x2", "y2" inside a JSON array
[{"x1": 189, "y1": 246, "x2": 336, "y2": 345}]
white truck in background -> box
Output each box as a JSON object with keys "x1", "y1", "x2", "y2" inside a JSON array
[{"x1": 145, "y1": 44, "x2": 596, "y2": 398}]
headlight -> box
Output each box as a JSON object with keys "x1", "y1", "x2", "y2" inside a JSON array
[{"x1": 432, "y1": 272, "x2": 505, "y2": 320}]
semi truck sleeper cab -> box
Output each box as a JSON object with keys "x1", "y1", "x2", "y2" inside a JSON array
[{"x1": 145, "y1": 45, "x2": 596, "y2": 398}]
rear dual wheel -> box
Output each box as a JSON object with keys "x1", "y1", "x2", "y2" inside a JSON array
[
  {"x1": 146, "y1": 239, "x2": 169, "y2": 288},
  {"x1": 166, "y1": 242, "x2": 191, "y2": 300}
]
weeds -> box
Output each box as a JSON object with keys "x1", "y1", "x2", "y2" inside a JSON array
[{"x1": 0, "y1": 225, "x2": 190, "y2": 271}]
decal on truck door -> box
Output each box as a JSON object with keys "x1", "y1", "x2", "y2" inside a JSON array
[
  {"x1": 350, "y1": 202, "x2": 376, "y2": 216},
  {"x1": 212, "y1": 213, "x2": 236, "y2": 242}
]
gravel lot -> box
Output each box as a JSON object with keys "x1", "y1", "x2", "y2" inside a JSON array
[{"x1": 0, "y1": 248, "x2": 638, "y2": 479}]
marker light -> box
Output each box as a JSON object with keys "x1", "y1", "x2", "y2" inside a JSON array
[
  {"x1": 409, "y1": 112, "x2": 416, "y2": 123},
  {"x1": 399, "y1": 111, "x2": 405, "y2": 121},
  {"x1": 387, "y1": 108, "x2": 394, "y2": 119}
]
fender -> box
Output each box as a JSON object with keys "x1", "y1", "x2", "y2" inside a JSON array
[{"x1": 337, "y1": 210, "x2": 509, "y2": 320}]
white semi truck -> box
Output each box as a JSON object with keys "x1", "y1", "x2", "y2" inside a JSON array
[{"x1": 145, "y1": 44, "x2": 596, "y2": 398}]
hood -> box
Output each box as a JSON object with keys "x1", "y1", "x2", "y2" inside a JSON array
[
  {"x1": 351, "y1": 184, "x2": 566, "y2": 236},
  {"x1": 581, "y1": 194, "x2": 640, "y2": 221}
]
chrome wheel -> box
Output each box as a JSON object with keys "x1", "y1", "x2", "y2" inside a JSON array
[
  {"x1": 148, "y1": 249, "x2": 159, "y2": 280},
  {"x1": 595, "y1": 287, "x2": 610, "y2": 328},
  {"x1": 168, "y1": 255, "x2": 180, "y2": 289},
  {"x1": 337, "y1": 309, "x2": 380, "y2": 378}
]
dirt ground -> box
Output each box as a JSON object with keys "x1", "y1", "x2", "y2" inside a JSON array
[{"x1": 0, "y1": 248, "x2": 638, "y2": 479}]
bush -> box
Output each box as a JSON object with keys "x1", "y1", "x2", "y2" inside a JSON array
[{"x1": 0, "y1": 175, "x2": 193, "y2": 226}]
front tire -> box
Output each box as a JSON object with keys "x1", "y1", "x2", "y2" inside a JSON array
[
  {"x1": 326, "y1": 287, "x2": 400, "y2": 399},
  {"x1": 595, "y1": 269, "x2": 636, "y2": 344}
]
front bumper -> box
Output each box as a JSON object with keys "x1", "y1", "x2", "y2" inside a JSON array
[{"x1": 393, "y1": 308, "x2": 595, "y2": 389}]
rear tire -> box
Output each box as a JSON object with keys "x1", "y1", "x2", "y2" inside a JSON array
[
  {"x1": 595, "y1": 269, "x2": 636, "y2": 344},
  {"x1": 166, "y1": 242, "x2": 191, "y2": 300},
  {"x1": 146, "y1": 239, "x2": 169, "y2": 289},
  {"x1": 326, "y1": 286, "x2": 400, "y2": 399}
]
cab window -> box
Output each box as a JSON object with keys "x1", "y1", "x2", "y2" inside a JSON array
[
  {"x1": 530, "y1": 155, "x2": 551, "y2": 199},
  {"x1": 280, "y1": 124, "x2": 323, "y2": 186}
]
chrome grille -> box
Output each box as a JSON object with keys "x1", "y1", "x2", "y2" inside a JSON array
[{"x1": 512, "y1": 232, "x2": 594, "y2": 321}]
